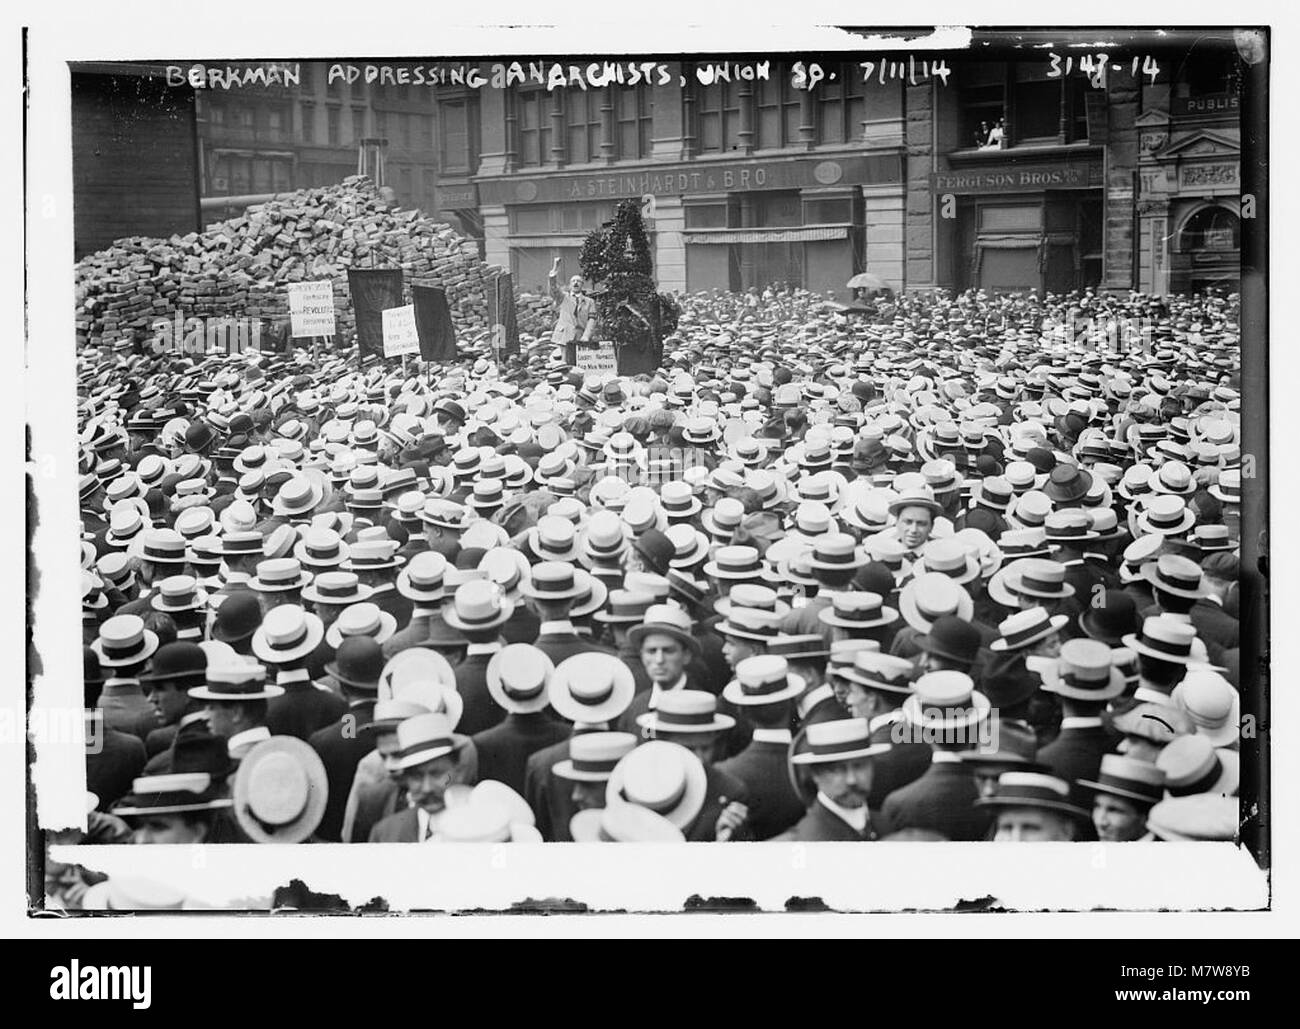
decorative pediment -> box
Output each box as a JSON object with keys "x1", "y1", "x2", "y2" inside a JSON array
[
  {"x1": 1155, "y1": 130, "x2": 1240, "y2": 161},
  {"x1": 1134, "y1": 109, "x2": 1171, "y2": 130}
]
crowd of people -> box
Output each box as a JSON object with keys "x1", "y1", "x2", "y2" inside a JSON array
[{"x1": 59, "y1": 281, "x2": 1246, "y2": 885}]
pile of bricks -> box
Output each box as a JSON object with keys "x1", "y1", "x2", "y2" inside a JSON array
[{"x1": 74, "y1": 175, "x2": 555, "y2": 350}]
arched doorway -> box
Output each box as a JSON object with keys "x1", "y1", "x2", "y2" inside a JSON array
[{"x1": 1173, "y1": 203, "x2": 1240, "y2": 293}]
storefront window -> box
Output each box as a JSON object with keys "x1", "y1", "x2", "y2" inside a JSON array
[{"x1": 1180, "y1": 206, "x2": 1240, "y2": 251}]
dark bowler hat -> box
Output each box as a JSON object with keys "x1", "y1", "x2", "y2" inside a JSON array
[
  {"x1": 139, "y1": 641, "x2": 207, "y2": 685},
  {"x1": 324, "y1": 636, "x2": 385, "y2": 692},
  {"x1": 1043, "y1": 464, "x2": 1093, "y2": 505},
  {"x1": 212, "y1": 592, "x2": 262, "y2": 644},
  {"x1": 1077, "y1": 590, "x2": 1141, "y2": 647},
  {"x1": 915, "y1": 615, "x2": 982, "y2": 665}
]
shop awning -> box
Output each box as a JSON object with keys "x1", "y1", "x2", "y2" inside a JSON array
[{"x1": 686, "y1": 226, "x2": 850, "y2": 245}]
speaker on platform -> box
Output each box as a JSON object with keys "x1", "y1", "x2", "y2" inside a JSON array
[
  {"x1": 412, "y1": 285, "x2": 458, "y2": 362},
  {"x1": 347, "y1": 269, "x2": 405, "y2": 360}
]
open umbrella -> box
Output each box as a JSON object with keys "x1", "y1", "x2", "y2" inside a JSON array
[{"x1": 846, "y1": 272, "x2": 889, "y2": 292}]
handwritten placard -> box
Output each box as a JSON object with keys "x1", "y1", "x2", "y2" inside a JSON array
[
  {"x1": 577, "y1": 342, "x2": 617, "y2": 377},
  {"x1": 287, "y1": 281, "x2": 336, "y2": 337},
  {"x1": 382, "y1": 304, "x2": 420, "y2": 358}
]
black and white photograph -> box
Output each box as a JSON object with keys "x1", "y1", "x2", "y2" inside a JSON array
[{"x1": 15, "y1": 10, "x2": 1287, "y2": 935}]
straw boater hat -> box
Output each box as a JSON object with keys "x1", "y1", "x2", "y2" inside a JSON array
[
  {"x1": 605, "y1": 740, "x2": 707, "y2": 830},
  {"x1": 300, "y1": 570, "x2": 373, "y2": 607},
  {"x1": 638, "y1": 689, "x2": 736, "y2": 736},
  {"x1": 326, "y1": 601, "x2": 398, "y2": 649},
  {"x1": 898, "y1": 572, "x2": 974, "y2": 634},
  {"x1": 391, "y1": 712, "x2": 464, "y2": 771},
  {"x1": 838, "y1": 651, "x2": 914, "y2": 695},
  {"x1": 251, "y1": 605, "x2": 326, "y2": 665},
  {"x1": 1078, "y1": 754, "x2": 1167, "y2": 808},
  {"x1": 902, "y1": 670, "x2": 991, "y2": 731},
  {"x1": 790, "y1": 717, "x2": 890, "y2": 765},
  {"x1": 988, "y1": 557, "x2": 1076, "y2": 608},
  {"x1": 1145, "y1": 794, "x2": 1238, "y2": 841},
  {"x1": 626, "y1": 603, "x2": 703, "y2": 657},
  {"x1": 486, "y1": 644, "x2": 555, "y2": 715},
  {"x1": 233, "y1": 736, "x2": 329, "y2": 844},
  {"x1": 443, "y1": 580, "x2": 515, "y2": 632},
  {"x1": 988, "y1": 607, "x2": 1069, "y2": 653},
  {"x1": 91, "y1": 614, "x2": 160, "y2": 668},
  {"x1": 187, "y1": 658, "x2": 285, "y2": 702},
  {"x1": 1121, "y1": 615, "x2": 1203, "y2": 666},
  {"x1": 112, "y1": 771, "x2": 233, "y2": 817},
  {"x1": 1156, "y1": 734, "x2": 1239, "y2": 798},
  {"x1": 553, "y1": 731, "x2": 639, "y2": 782},
  {"x1": 548, "y1": 652, "x2": 636, "y2": 725},
  {"x1": 249, "y1": 558, "x2": 313, "y2": 593},
  {"x1": 1140, "y1": 553, "x2": 1213, "y2": 600},
  {"x1": 377, "y1": 649, "x2": 462, "y2": 726},
  {"x1": 723, "y1": 654, "x2": 807, "y2": 707},
  {"x1": 1172, "y1": 669, "x2": 1240, "y2": 748},
  {"x1": 975, "y1": 771, "x2": 1090, "y2": 820}
]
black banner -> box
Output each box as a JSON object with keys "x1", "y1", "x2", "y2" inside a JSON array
[
  {"x1": 487, "y1": 271, "x2": 519, "y2": 356},
  {"x1": 346, "y1": 268, "x2": 405, "y2": 360},
  {"x1": 412, "y1": 284, "x2": 457, "y2": 363}
]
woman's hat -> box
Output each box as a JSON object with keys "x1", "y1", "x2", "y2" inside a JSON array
[
  {"x1": 251, "y1": 605, "x2": 326, "y2": 665},
  {"x1": 722, "y1": 655, "x2": 807, "y2": 706},
  {"x1": 1039, "y1": 638, "x2": 1126, "y2": 701},
  {"x1": 1078, "y1": 754, "x2": 1167, "y2": 808},
  {"x1": 898, "y1": 572, "x2": 974, "y2": 634},
  {"x1": 637, "y1": 689, "x2": 736, "y2": 736},
  {"x1": 1156, "y1": 734, "x2": 1239, "y2": 798},
  {"x1": 91, "y1": 614, "x2": 160, "y2": 668},
  {"x1": 486, "y1": 644, "x2": 555, "y2": 715},
  {"x1": 549, "y1": 652, "x2": 636, "y2": 725},
  {"x1": 790, "y1": 717, "x2": 890, "y2": 765},
  {"x1": 553, "y1": 731, "x2": 639, "y2": 782},
  {"x1": 989, "y1": 607, "x2": 1069, "y2": 652},
  {"x1": 233, "y1": 736, "x2": 329, "y2": 844},
  {"x1": 606, "y1": 740, "x2": 707, "y2": 830}
]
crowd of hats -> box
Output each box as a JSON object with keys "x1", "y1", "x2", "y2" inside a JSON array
[
  {"x1": 74, "y1": 175, "x2": 555, "y2": 354},
  {"x1": 68, "y1": 276, "x2": 1248, "y2": 868}
]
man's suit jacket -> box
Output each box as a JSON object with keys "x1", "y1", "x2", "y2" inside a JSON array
[
  {"x1": 780, "y1": 597, "x2": 835, "y2": 642},
  {"x1": 344, "y1": 772, "x2": 403, "y2": 844},
  {"x1": 141, "y1": 717, "x2": 212, "y2": 775},
  {"x1": 866, "y1": 718, "x2": 932, "y2": 811},
  {"x1": 683, "y1": 765, "x2": 752, "y2": 842},
  {"x1": 715, "y1": 738, "x2": 805, "y2": 840},
  {"x1": 266, "y1": 681, "x2": 349, "y2": 741},
  {"x1": 452, "y1": 651, "x2": 508, "y2": 737},
  {"x1": 523, "y1": 735, "x2": 576, "y2": 841},
  {"x1": 773, "y1": 798, "x2": 879, "y2": 842},
  {"x1": 85, "y1": 730, "x2": 146, "y2": 811},
  {"x1": 1035, "y1": 724, "x2": 1113, "y2": 790},
  {"x1": 501, "y1": 605, "x2": 541, "y2": 646},
  {"x1": 533, "y1": 630, "x2": 616, "y2": 668},
  {"x1": 309, "y1": 701, "x2": 377, "y2": 842},
  {"x1": 368, "y1": 806, "x2": 421, "y2": 843},
  {"x1": 368, "y1": 584, "x2": 414, "y2": 632},
  {"x1": 879, "y1": 760, "x2": 989, "y2": 841},
  {"x1": 471, "y1": 712, "x2": 571, "y2": 796},
  {"x1": 97, "y1": 683, "x2": 159, "y2": 742},
  {"x1": 382, "y1": 613, "x2": 437, "y2": 660}
]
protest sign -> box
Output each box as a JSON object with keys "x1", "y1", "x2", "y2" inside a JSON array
[
  {"x1": 577, "y1": 341, "x2": 617, "y2": 376},
  {"x1": 287, "y1": 281, "x2": 336, "y2": 337},
  {"x1": 382, "y1": 304, "x2": 420, "y2": 358}
]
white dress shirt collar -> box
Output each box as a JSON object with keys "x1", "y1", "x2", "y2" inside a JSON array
[
  {"x1": 649, "y1": 674, "x2": 688, "y2": 710},
  {"x1": 1060, "y1": 716, "x2": 1104, "y2": 730},
  {"x1": 818, "y1": 791, "x2": 868, "y2": 834},
  {"x1": 466, "y1": 642, "x2": 503, "y2": 657},
  {"x1": 539, "y1": 619, "x2": 576, "y2": 636},
  {"x1": 752, "y1": 728, "x2": 793, "y2": 745},
  {"x1": 228, "y1": 725, "x2": 272, "y2": 759}
]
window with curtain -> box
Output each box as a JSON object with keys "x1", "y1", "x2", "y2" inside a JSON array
[
  {"x1": 755, "y1": 77, "x2": 801, "y2": 149},
  {"x1": 516, "y1": 89, "x2": 551, "y2": 167},
  {"x1": 567, "y1": 88, "x2": 606, "y2": 164}
]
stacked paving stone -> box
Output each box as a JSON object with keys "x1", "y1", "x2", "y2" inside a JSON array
[{"x1": 75, "y1": 175, "x2": 554, "y2": 350}]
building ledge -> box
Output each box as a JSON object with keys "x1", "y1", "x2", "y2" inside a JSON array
[{"x1": 947, "y1": 142, "x2": 1103, "y2": 163}]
